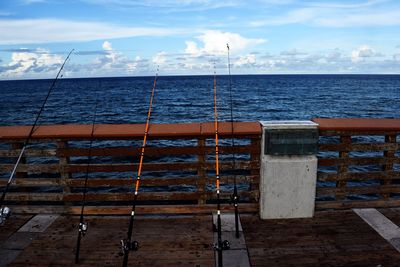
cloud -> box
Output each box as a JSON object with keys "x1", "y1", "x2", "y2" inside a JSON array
[
  {"x1": 351, "y1": 45, "x2": 383, "y2": 62},
  {"x1": 80, "y1": 0, "x2": 239, "y2": 12},
  {"x1": 92, "y1": 41, "x2": 139, "y2": 72},
  {"x1": 0, "y1": 48, "x2": 63, "y2": 77},
  {"x1": 234, "y1": 54, "x2": 257, "y2": 67},
  {"x1": 74, "y1": 50, "x2": 112, "y2": 56},
  {"x1": 184, "y1": 30, "x2": 266, "y2": 56},
  {"x1": 305, "y1": 0, "x2": 388, "y2": 9},
  {"x1": 250, "y1": 8, "x2": 318, "y2": 27},
  {"x1": 316, "y1": 9, "x2": 400, "y2": 27},
  {"x1": 280, "y1": 49, "x2": 308, "y2": 57},
  {"x1": 0, "y1": 42, "x2": 149, "y2": 79},
  {"x1": 152, "y1": 52, "x2": 167, "y2": 66},
  {"x1": 0, "y1": 19, "x2": 185, "y2": 45},
  {"x1": 250, "y1": 5, "x2": 400, "y2": 28}
]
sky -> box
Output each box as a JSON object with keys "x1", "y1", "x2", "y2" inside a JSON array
[{"x1": 0, "y1": 0, "x2": 399, "y2": 79}]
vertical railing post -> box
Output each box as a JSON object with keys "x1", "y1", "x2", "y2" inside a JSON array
[
  {"x1": 382, "y1": 134, "x2": 396, "y2": 199},
  {"x1": 336, "y1": 135, "x2": 351, "y2": 201},
  {"x1": 197, "y1": 138, "x2": 206, "y2": 205},
  {"x1": 250, "y1": 137, "x2": 260, "y2": 201},
  {"x1": 57, "y1": 140, "x2": 71, "y2": 211}
]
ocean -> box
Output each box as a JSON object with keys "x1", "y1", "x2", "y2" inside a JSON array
[{"x1": 0, "y1": 74, "x2": 399, "y2": 126}]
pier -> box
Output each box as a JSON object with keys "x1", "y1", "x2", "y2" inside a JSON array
[{"x1": 1, "y1": 118, "x2": 400, "y2": 266}]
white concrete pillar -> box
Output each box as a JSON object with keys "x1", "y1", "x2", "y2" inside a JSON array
[{"x1": 260, "y1": 121, "x2": 318, "y2": 219}]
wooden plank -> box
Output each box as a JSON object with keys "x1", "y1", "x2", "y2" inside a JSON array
[
  {"x1": 317, "y1": 171, "x2": 400, "y2": 181},
  {"x1": 318, "y1": 157, "x2": 400, "y2": 167},
  {"x1": 67, "y1": 177, "x2": 198, "y2": 187},
  {"x1": 66, "y1": 175, "x2": 258, "y2": 187},
  {"x1": 319, "y1": 142, "x2": 399, "y2": 152},
  {"x1": 382, "y1": 134, "x2": 397, "y2": 199},
  {"x1": 316, "y1": 199, "x2": 400, "y2": 210},
  {"x1": 0, "y1": 149, "x2": 56, "y2": 157},
  {"x1": 354, "y1": 208, "x2": 400, "y2": 252},
  {"x1": 317, "y1": 185, "x2": 400, "y2": 196},
  {"x1": 242, "y1": 209, "x2": 400, "y2": 266},
  {"x1": 57, "y1": 145, "x2": 256, "y2": 157},
  {"x1": 5, "y1": 193, "x2": 62, "y2": 201},
  {"x1": 64, "y1": 192, "x2": 201, "y2": 202},
  {"x1": 197, "y1": 138, "x2": 206, "y2": 205},
  {"x1": 0, "y1": 178, "x2": 61, "y2": 186},
  {"x1": 63, "y1": 191, "x2": 258, "y2": 202},
  {"x1": 0, "y1": 122, "x2": 261, "y2": 140},
  {"x1": 65, "y1": 203, "x2": 259, "y2": 215},
  {"x1": 0, "y1": 164, "x2": 60, "y2": 173},
  {"x1": 64, "y1": 161, "x2": 257, "y2": 173},
  {"x1": 313, "y1": 118, "x2": 400, "y2": 132},
  {"x1": 8, "y1": 206, "x2": 65, "y2": 214},
  {"x1": 10, "y1": 215, "x2": 215, "y2": 266}
]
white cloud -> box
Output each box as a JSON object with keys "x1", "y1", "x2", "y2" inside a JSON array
[
  {"x1": 351, "y1": 45, "x2": 383, "y2": 62},
  {"x1": 0, "y1": 48, "x2": 63, "y2": 78},
  {"x1": 92, "y1": 41, "x2": 140, "y2": 72},
  {"x1": 251, "y1": 6, "x2": 400, "y2": 28},
  {"x1": 234, "y1": 54, "x2": 257, "y2": 67},
  {"x1": 316, "y1": 9, "x2": 400, "y2": 27},
  {"x1": 305, "y1": 0, "x2": 388, "y2": 9},
  {"x1": 80, "y1": 0, "x2": 239, "y2": 11},
  {"x1": 184, "y1": 30, "x2": 266, "y2": 56},
  {"x1": 0, "y1": 19, "x2": 185, "y2": 45},
  {"x1": 152, "y1": 52, "x2": 167, "y2": 66},
  {"x1": 280, "y1": 49, "x2": 308, "y2": 57},
  {"x1": 251, "y1": 8, "x2": 317, "y2": 27},
  {"x1": 102, "y1": 41, "x2": 112, "y2": 51}
]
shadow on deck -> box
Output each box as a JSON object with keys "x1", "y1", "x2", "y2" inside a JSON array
[{"x1": 2, "y1": 209, "x2": 400, "y2": 266}]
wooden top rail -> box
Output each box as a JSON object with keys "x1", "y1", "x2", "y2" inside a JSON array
[
  {"x1": 0, "y1": 121, "x2": 261, "y2": 140},
  {"x1": 313, "y1": 118, "x2": 400, "y2": 132}
]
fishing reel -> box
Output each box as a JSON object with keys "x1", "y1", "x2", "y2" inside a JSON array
[
  {"x1": 119, "y1": 239, "x2": 139, "y2": 256},
  {"x1": 78, "y1": 222, "x2": 88, "y2": 236},
  {"x1": 214, "y1": 240, "x2": 230, "y2": 251},
  {"x1": 0, "y1": 207, "x2": 11, "y2": 226}
]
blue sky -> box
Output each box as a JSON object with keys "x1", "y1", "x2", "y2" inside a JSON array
[{"x1": 0, "y1": 0, "x2": 399, "y2": 79}]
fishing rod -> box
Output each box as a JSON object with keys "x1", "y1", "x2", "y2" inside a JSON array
[
  {"x1": 75, "y1": 93, "x2": 100, "y2": 264},
  {"x1": 120, "y1": 68, "x2": 159, "y2": 267},
  {"x1": 227, "y1": 44, "x2": 240, "y2": 239},
  {"x1": 0, "y1": 49, "x2": 74, "y2": 226},
  {"x1": 213, "y1": 63, "x2": 230, "y2": 267}
]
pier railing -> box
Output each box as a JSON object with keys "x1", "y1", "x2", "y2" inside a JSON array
[
  {"x1": 1, "y1": 119, "x2": 400, "y2": 215},
  {"x1": 314, "y1": 118, "x2": 400, "y2": 210},
  {"x1": 0, "y1": 122, "x2": 261, "y2": 215}
]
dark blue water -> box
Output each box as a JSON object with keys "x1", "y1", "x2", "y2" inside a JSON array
[{"x1": 0, "y1": 75, "x2": 399, "y2": 126}]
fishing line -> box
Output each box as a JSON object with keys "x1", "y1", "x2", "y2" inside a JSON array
[
  {"x1": 227, "y1": 44, "x2": 240, "y2": 239},
  {"x1": 120, "y1": 67, "x2": 159, "y2": 267},
  {"x1": 75, "y1": 92, "x2": 100, "y2": 264},
  {"x1": 213, "y1": 61, "x2": 230, "y2": 267},
  {"x1": 0, "y1": 49, "x2": 74, "y2": 226}
]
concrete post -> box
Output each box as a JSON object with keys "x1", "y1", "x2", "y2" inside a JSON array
[{"x1": 260, "y1": 121, "x2": 318, "y2": 219}]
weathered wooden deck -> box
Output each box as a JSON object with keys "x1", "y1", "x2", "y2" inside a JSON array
[{"x1": 2, "y1": 209, "x2": 400, "y2": 266}]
